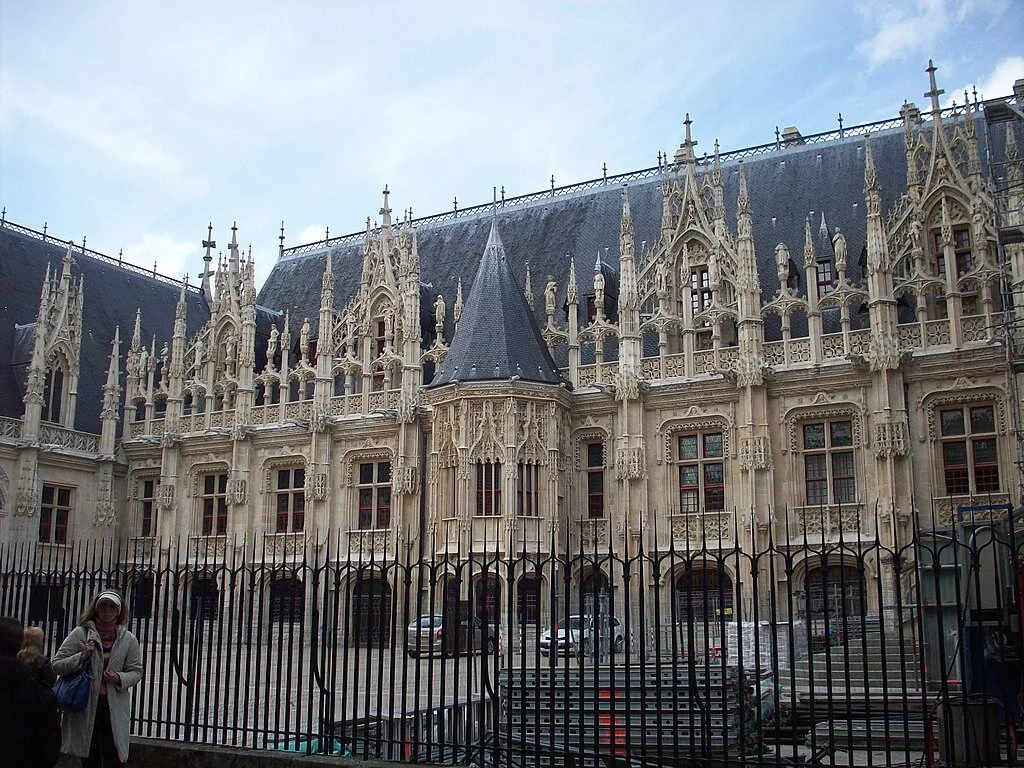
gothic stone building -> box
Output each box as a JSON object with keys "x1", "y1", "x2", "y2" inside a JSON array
[{"x1": 1, "y1": 66, "x2": 1023, "y2": 637}]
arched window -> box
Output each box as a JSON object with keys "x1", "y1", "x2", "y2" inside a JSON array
[
  {"x1": 806, "y1": 564, "x2": 864, "y2": 619},
  {"x1": 517, "y1": 575, "x2": 540, "y2": 625},
  {"x1": 190, "y1": 576, "x2": 219, "y2": 622},
  {"x1": 580, "y1": 570, "x2": 610, "y2": 616},
  {"x1": 42, "y1": 366, "x2": 64, "y2": 423}
]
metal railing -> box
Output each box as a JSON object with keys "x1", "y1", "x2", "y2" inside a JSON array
[
  {"x1": 1, "y1": 499, "x2": 1021, "y2": 766},
  {"x1": 0, "y1": 216, "x2": 203, "y2": 293}
]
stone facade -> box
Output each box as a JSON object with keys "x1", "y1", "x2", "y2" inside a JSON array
[{"x1": 1, "y1": 65, "x2": 1022, "y2": 632}]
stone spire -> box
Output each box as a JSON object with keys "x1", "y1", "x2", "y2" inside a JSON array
[
  {"x1": 427, "y1": 220, "x2": 566, "y2": 388},
  {"x1": 228, "y1": 221, "x2": 240, "y2": 274},
  {"x1": 100, "y1": 327, "x2": 120, "y2": 454},
  {"x1": 201, "y1": 223, "x2": 215, "y2": 309}
]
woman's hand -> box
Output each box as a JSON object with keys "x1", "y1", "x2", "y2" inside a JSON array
[
  {"x1": 81, "y1": 639, "x2": 97, "y2": 658},
  {"x1": 102, "y1": 669, "x2": 121, "y2": 687}
]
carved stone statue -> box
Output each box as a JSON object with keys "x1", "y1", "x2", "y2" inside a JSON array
[
  {"x1": 160, "y1": 342, "x2": 170, "y2": 385},
  {"x1": 594, "y1": 269, "x2": 605, "y2": 317},
  {"x1": 193, "y1": 337, "x2": 205, "y2": 376},
  {"x1": 225, "y1": 333, "x2": 236, "y2": 375},
  {"x1": 775, "y1": 243, "x2": 790, "y2": 291},
  {"x1": 656, "y1": 260, "x2": 669, "y2": 298},
  {"x1": 832, "y1": 227, "x2": 848, "y2": 274},
  {"x1": 137, "y1": 346, "x2": 149, "y2": 395},
  {"x1": 266, "y1": 324, "x2": 279, "y2": 366},
  {"x1": 544, "y1": 277, "x2": 557, "y2": 316},
  {"x1": 299, "y1": 317, "x2": 311, "y2": 362},
  {"x1": 434, "y1": 294, "x2": 445, "y2": 332}
]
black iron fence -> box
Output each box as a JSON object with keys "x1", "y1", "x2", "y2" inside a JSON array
[{"x1": 1, "y1": 506, "x2": 1022, "y2": 767}]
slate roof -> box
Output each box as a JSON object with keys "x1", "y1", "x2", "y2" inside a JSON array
[
  {"x1": 0, "y1": 224, "x2": 210, "y2": 435},
  {"x1": 428, "y1": 220, "x2": 566, "y2": 388},
  {"x1": 258, "y1": 124, "x2": 927, "y2": 348}
]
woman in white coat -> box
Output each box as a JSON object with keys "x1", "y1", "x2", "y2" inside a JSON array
[{"x1": 52, "y1": 590, "x2": 143, "y2": 768}]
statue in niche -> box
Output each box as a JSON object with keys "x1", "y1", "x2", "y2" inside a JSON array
[
  {"x1": 299, "y1": 317, "x2": 311, "y2": 362},
  {"x1": 225, "y1": 333, "x2": 236, "y2": 376},
  {"x1": 832, "y1": 227, "x2": 848, "y2": 273},
  {"x1": 266, "y1": 324, "x2": 279, "y2": 366},
  {"x1": 545, "y1": 276, "x2": 557, "y2": 316}
]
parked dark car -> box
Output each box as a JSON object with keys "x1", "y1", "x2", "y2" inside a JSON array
[{"x1": 406, "y1": 614, "x2": 498, "y2": 657}]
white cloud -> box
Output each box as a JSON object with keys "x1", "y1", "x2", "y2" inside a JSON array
[
  {"x1": 856, "y1": 0, "x2": 948, "y2": 67},
  {"x1": 943, "y1": 55, "x2": 1024, "y2": 106},
  {"x1": 975, "y1": 56, "x2": 1024, "y2": 100},
  {"x1": 120, "y1": 233, "x2": 196, "y2": 283},
  {"x1": 295, "y1": 225, "x2": 329, "y2": 247}
]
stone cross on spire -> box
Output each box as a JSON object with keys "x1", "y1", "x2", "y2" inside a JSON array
[
  {"x1": 380, "y1": 185, "x2": 392, "y2": 221},
  {"x1": 675, "y1": 113, "x2": 697, "y2": 164},
  {"x1": 925, "y1": 59, "x2": 944, "y2": 117}
]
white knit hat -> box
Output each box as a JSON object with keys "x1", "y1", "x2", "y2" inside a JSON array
[{"x1": 96, "y1": 590, "x2": 122, "y2": 608}]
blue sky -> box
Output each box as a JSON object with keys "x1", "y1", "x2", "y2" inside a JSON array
[{"x1": 1, "y1": 0, "x2": 1021, "y2": 292}]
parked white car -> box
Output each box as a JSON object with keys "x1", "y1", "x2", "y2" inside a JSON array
[{"x1": 538, "y1": 615, "x2": 624, "y2": 657}]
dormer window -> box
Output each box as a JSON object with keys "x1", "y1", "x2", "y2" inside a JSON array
[
  {"x1": 690, "y1": 268, "x2": 712, "y2": 318},
  {"x1": 932, "y1": 228, "x2": 972, "y2": 278},
  {"x1": 816, "y1": 259, "x2": 834, "y2": 297}
]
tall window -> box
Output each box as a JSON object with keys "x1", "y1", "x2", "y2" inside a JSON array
[
  {"x1": 140, "y1": 479, "x2": 157, "y2": 537},
  {"x1": 677, "y1": 432, "x2": 724, "y2": 513},
  {"x1": 39, "y1": 485, "x2": 71, "y2": 544},
  {"x1": 690, "y1": 268, "x2": 712, "y2": 318},
  {"x1": 517, "y1": 462, "x2": 539, "y2": 517},
  {"x1": 373, "y1": 319, "x2": 387, "y2": 358},
  {"x1": 475, "y1": 462, "x2": 502, "y2": 516},
  {"x1": 357, "y1": 461, "x2": 391, "y2": 529},
  {"x1": 586, "y1": 442, "x2": 605, "y2": 519},
  {"x1": 276, "y1": 467, "x2": 306, "y2": 532},
  {"x1": 42, "y1": 367, "x2": 64, "y2": 423},
  {"x1": 802, "y1": 420, "x2": 856, "y2": 505},
  {"x1": 200, "y1": 473, "x2": 228, "y2": 536},
  {"x1": 940, "y1": 405, "x2": 1000, "y2": 495}
]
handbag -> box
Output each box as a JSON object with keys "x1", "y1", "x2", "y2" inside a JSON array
[{"x1": 54, "y1": 665, "x2": 93, "y2": 713}]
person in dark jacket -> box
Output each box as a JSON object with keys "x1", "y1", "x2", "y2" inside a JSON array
[{"x1": 0, "y1": 616, "x2": 61, "y2": 768}]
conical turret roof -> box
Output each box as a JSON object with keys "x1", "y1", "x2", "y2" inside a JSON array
[{"x1": 428, "y1": 219, "x2": 567, "y2": 388}]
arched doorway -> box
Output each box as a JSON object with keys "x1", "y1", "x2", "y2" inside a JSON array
[
  {"x1": 806, "y1": 564, "x2": 864, "y2": 619},
  {"x1": 270, "y1": 576, "x2": 304, "y2": 624},
  {"x1": 474, "y1": 576, "x2": 501, "y2": 623},
  {"x1": 351, "y1": 576, "x2": 392, "y2": 647},
  {"x1": 674, "y1": 566, "x2": 734, "y2": 621}
]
